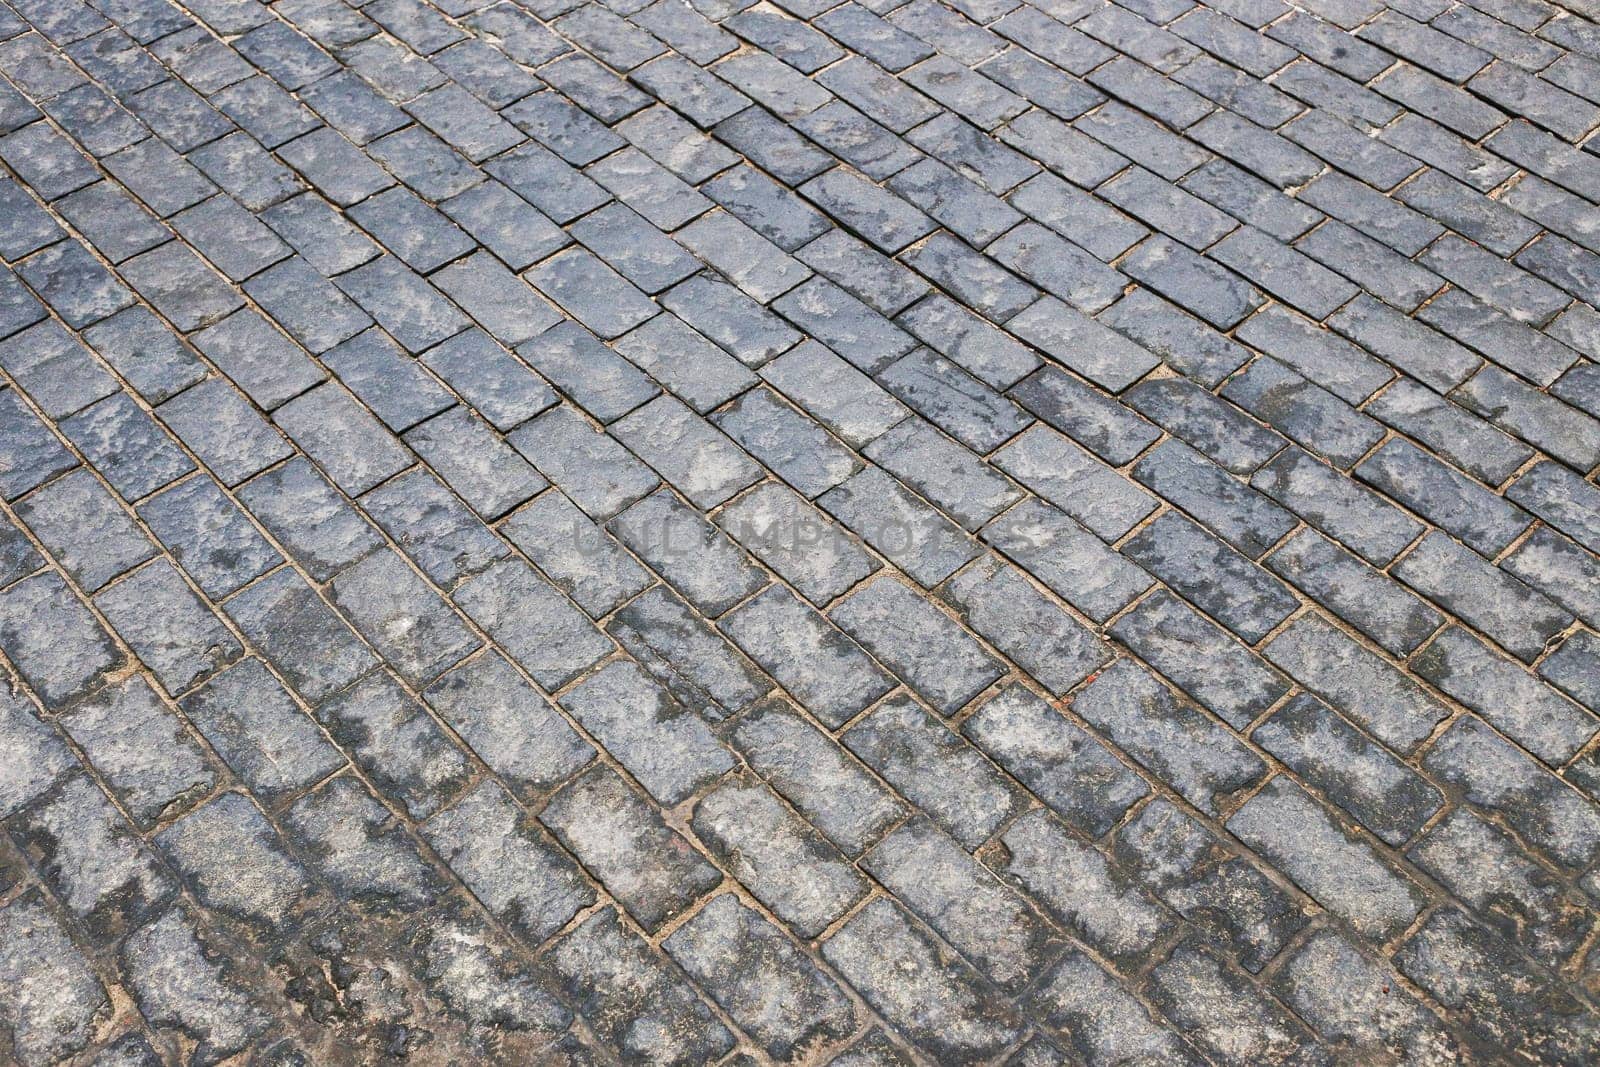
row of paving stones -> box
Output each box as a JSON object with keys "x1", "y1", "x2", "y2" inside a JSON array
[{"x1": 0, "y1": 0, "x2": 1597, "y2": 1062}]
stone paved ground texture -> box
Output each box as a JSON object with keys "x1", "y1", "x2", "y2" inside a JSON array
[{"x1": 1, "y1": 0, "x2": 1600, "y2": 1061}]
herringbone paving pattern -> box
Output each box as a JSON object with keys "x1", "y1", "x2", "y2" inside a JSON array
[{"x1": 0, "y1": 0, "x2": 1598, "y2": 1060}]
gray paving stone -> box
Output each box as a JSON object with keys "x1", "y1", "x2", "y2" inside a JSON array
[
  {"x1": 61, "y1": 673, "x2": 212, "y2": 827},
  {"x1": 0, "y1": 890, "x2": 110, "y2": 1067},
  {"x1": 243, "y1": 255, "x2": 371, "y2": 354},
  {"x1": 665, "y1": 894, "x2": 857, "y2": 1061},
  {"x1": 1260, "y1": 614, "x2": 1452, "y2": 755},
  {"x1": 323, "y1": 329, "x2": 455, "y2": 435},
  {"x1": 821, "y1": 898, "x2": 1025, "y2": 1064},
  {"x1": 1121, "y1": 234, "x2": 1264, "y2": 329},
  {"x1": 611, "y1": 488, "x2": 767, "y2": 615},
  {"x1": 1236, "y1": 305, "x2": 1392, "y2": 407},
  {"x1": 180, "y1": 658, "x2": 345, "y2": 808},
  {"x1": 453, "y1": 558, "x2": 612, "y2": 691},
  {"x1": 1458, "y1": 366, "x2": 1600, "y2": 473},
  {"x1": 800, "y1": 166, "x2": 936, "y2": 253},
  {"x1": 501, "y1": 491, "x2": 649, "y2": 616},
  {"x1": 1366, "y1": 378, "x2": 1528, "y2": 486},
  {"x1": 963, "y1": 682, "x2": 1143, "y2": 837},
  {"x1": 721, "y1": 584, "x2": 893, "y2": 727},
  {"x1": 984, "y1": 498, "x2": 1153, "y2": 622},
  {"x1": 865, "y1": 816, "x2": 1063, "y2": 991},
  {"x1": 192, "y1": 309, "x2": 325, "y2": 412},
  {"x1": 1110, "y1": 589, "x2": 1290, "y2": 729},
  {"x1": 517, "y1": 320, "x2": 659, "y2": 427},
  {"x1": 95, "y1": 559, "x2": 240, "y2": 694},
  {"x1": 155, "y1": 792, "x2": 321, "y2": 939},
  {"x1": 428, "y1": 777, "x2": 592, "y2": 940},
  {"x1": 16, "y1": 467, "x2": 155, "y2": 592},
  {"x1": 0, "y1": 320, "x2": 118, "y2": 421},
  {"x1": 994, "y1": 808, "x2": 1170, "y2": 971},
  {"x1": 424, "y1": 650, "x2": 592, "y2": 800},
  {"x1": 223, "y1": 569, "x2": 378, "y2": 705},
  {"x1": 431, "y1": 252, "x2": 562, "y2": 349},
  {"x1": 1114, "y1": 797, "x2": 1306, "y2": 973},
  {"x1": 1394, "y1": 531, "x2": 1570, "y2": 663},
  {"x1": 1229, "y1": 776, "x2": 1424, "y2": 940},
  {"x1": 403, "y1": 406, "x2": 547, "y2": 521},
  {"x1": 59, "y1": 390, "x2": 194, "y2": 502},
  {"x1": 843, "y1": 694, "x2": 1028, "y2": 848},
  {"x1": 1146, "y1": 939, "x2": 1331, "y2": 1067},
  {"x1": 1008, "y1": 364, "x2": 1160, "y2": 467},
  {"x1": 17, "y1": 238, "x2": 133, "y2": 328},
  {"x1": 1267, "y1": 529, "x2": 1442, "y2": 656},
  {"x1": 1221, "y1": 357, "x2": 1384, "y2": 472},
  {"x1": 119, "y1": 907, "x2": 268, "y2": 1064},
  {"x1": 1075, "y1": 658, "x2": 1266, "y2": 815},
  {"x1": 1251, "y1": 445, "x2": 1421, "y2": 566},
  {"x1": 336, "y1": 255, "x2": 469, "y2": 355},
  {"x1": 273, "y1": 383, "x2": 412, "y2": 497},
  {"x1": 717, "y1": 481, "x2": 879, "y2": 603},
  {"x1": 1542, "y1": 629, "x2": 1600, "y2": 716},
  {"x1": 549, "y1": 907, "x2": 734, "y2": 1064},
  {"x1": 990, "y1": 424, "x2": 1157, "y2": 541},
  {"x1": 559, "y1": 660, "x2": 735, "y2": 805},
  {"x1": 1124, "y1": 375, "x2": 1285, "y2": 474},
  {"x1": 833, "y1": 574, "x2": 1005, "y2": 713},
  {"x1": 81, "y1": 307, "x2": 206, "y2": 406},
  {"x1": 4, "y1": 0, "x2": 1599, "y2": 1050},
  {"x1": 772, "y1": 277, "x2": 917, "y2": 376},
  {"x1": 1032, "y1": 942, "x2": 1208, "y2": 1064},
  {"x1": 1134, "y1": 439, "x2": 1296, "y2": 558},
  {"x1": 1254, "y1": 693, "x2": 1442, "y2": 846},
  {"x1": 694, "y1": 775, "x2": 867, "y2": 937},
  {"x1": 1503, "y1": 526, "x2": 1600, "y2": 632},
  {"x1": 945, "y1": 555, "x2": 1111, "y2": 696},
  {"x1": 1274, "y1": 927, "x2": 1460, "y2": 1067},
  {"x1": 329, "y1": 549, "x2": 480, "y2": 687},
  {"x1": 1409, "y1": 806, "x2": 1592, "y2": 967},
  {"x1": 1415, "y1": 625, "x2": 1595, "y2": 765},
  {"x1": 11, "y1": 768, "x2": 176, "y2": 941},
  {"x1": 819, "y1": 466, "x2": 980, "y2": 586},
  {"x1": 261, "y1": 193, "x2": 378, "y2": 278},
  {"x1": 612, "y1": 396, "x2": 763, "y2": 510},
  {"x1": 1429, "y1": 714, "x2": 1600, "y2": 873},
  {"x1": 283, "y1": 775, "x2": 443, "y2": 913},
  {"x1": 236, "y1": 458, "x2": 381, "y2": 583},
  {"x1": 610, "y1": 584, "x2": 768, "y2": 721},
  {"x1": 731, "y1": 698, "x2": 906, "y2": 855}
]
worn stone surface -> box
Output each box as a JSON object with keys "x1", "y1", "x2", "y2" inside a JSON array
[{"x1": 4, "y1": 0, "x2": 1600, "y2": 1060}]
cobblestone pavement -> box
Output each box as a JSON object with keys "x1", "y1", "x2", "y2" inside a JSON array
[{"x1": 2, "y1": 0, "x2": 1600, "y2": 1061}]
